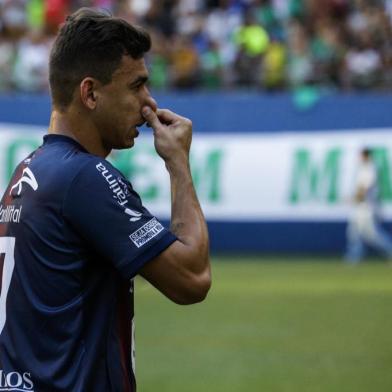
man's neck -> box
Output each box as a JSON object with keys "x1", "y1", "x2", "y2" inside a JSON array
[{"x1": 48, "y1": 109, "x2": 110, "y2": 158}]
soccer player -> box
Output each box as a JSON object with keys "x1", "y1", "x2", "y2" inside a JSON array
[{"x1": 0, "y1": 8, "x2": 211, "y2": 392}]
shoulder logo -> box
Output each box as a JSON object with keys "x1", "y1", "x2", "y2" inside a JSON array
[
  {"x1": 125, "y1": 208, "x2": 142, "y2": 222},
  {"x1": 10, "y1": 168, "x2": 38, "y2": 196}
]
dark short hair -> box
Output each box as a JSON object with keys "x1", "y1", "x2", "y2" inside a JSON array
[{"x1": 49, "y1": 8, "x2": 151, "y2": 110}]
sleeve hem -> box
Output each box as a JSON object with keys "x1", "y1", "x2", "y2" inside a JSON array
[{"x1": 119, "y1": 232, "x2": 177, "y2": 279}]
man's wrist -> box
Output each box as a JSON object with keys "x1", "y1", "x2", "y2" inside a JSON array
[{"x1": 165, "y1": 153, "x2": 190, "y2": 175}]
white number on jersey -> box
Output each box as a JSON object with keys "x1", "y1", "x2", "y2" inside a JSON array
[{"x1": 0, "y1": 237, "x2": 16, "y2": 335}]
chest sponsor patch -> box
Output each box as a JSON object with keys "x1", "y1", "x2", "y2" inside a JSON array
[
  {"x1": 130, "y1": 218, "x2": 164, "y2": 248},
  {"x1": 0, "y1": 205, "x2": 22, "y2": 224}
]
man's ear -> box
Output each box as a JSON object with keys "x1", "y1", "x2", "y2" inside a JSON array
[{"x1": 80, "y1": 77, "x2": 98, "y2": 110}]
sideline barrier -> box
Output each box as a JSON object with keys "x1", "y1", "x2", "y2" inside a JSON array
[{"x1": 1, "y1": 93, "x2": 392, "y2": 253}]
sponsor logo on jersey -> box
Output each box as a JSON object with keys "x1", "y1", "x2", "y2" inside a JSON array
[
  {"x1": 129, "y1": 218, "x2": 164, "y2": 248},
  {"x1": 0, "y1": 370, "x2": 34, "y2": 391},
  {"x1": 125, "y1": 208, "x2": 142, "y2": 222},
  {"x1": 0, "y1": 205, "x2": 22, "y2": 224},
  {"x1": 96, "y1": 162, "x2": 130, "y2": 207},
  {"x1": 10, "y1": 168, "x2": 38, "y2": 196}
]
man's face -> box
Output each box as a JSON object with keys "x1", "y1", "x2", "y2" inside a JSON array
[{"x1": 93, "y1": 55, "x2": 156, "y2": 150}]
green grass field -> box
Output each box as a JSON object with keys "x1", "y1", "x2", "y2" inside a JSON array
[{"x1": 135, "y1": 258, "x2": 392, "y2": 392}]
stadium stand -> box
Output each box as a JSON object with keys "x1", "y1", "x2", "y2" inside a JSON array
[{"x1": 0, "y1": 0, "x2": 391, "y2": 92}]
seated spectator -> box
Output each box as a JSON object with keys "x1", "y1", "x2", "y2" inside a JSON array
[
  {"x1": 311, "y1": 19, "x2": 345, "y2": 87},
  {"x1": 147, "y1": 29, "x2": 171, "y2": 90},
  {"x1": 12, "y1": 29, "x2": 51, "y2": 92},
  {"x1": 344, "y1": 31, "x2": 383, "y2": 90},
  {"x1": 233, "y1": 11, "x2": 269, "y2": 87},
  {"x1": 200, "y1": 39, "x2": 224, "y2": 89},
  {"x1": 1, "y1": 0, "x2": 28, "y2": 39},
  {"x1": 262, "y1": 37, "x2": 287, "y2": 90},
  {"x1": 287, "y1": 21, "x2": 315, "y2": 88},
  {"x1": 170, "y1": 35, "x2": 200, "y2": 89},
  {"x1": 0, "y1": 34, "x2": 15, "y2": 91}
]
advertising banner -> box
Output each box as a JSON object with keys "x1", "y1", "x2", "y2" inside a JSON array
[{"x1": 1, "y1": 123, "x2": 392, "y2": 221}]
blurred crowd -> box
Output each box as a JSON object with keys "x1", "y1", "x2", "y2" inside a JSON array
[{"x1": 0, "y1": 0, "x2": 391, "y2": 93}]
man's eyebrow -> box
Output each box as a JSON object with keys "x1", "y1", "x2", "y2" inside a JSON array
[{"x1": 129, "y1": 75, "x2": 149, "y2": 86}]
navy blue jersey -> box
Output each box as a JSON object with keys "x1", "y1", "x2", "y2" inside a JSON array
[{"x1": 0, "y1": 134, "x2": 176, "y2": 391}]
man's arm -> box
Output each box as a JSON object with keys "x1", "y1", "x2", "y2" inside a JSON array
[{"x1": 139, "y1": 107, "x2": 211, "y2": 305}]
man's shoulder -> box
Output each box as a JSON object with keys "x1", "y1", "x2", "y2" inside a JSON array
[
  {"x1": 17, "y1": 142, "x2": 111, "y2": 203},
  {"x1": 18, "y1": 140, "x2": 131, "y2": 208},
  {"x1": 65, "y1": 157, "x2": 132, "y2": 204},
  {"x1": 31, "y1": 146, "x2": 96, "y2": 186},
  {"x1": 26, "y1": 136, "x2": 127, "y2": 187}
]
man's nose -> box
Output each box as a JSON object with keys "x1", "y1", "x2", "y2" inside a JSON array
[{"x1": 143, "y1": 87, "x2": 157, "y2": 112}]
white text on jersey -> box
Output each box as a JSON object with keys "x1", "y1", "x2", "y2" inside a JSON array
[
  {"x1": 96, "y1": 162, "x2": 129, "y2": 207},
  {"x1": 0, "y1": 205, "x2": 22, "y2": 224}
]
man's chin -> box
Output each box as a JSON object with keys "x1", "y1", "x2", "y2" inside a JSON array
[
  {"x1": 123, "y1": 139, "x2": 135, "y2": 149},
  {"x1": 109, "y1": 139, "x2": 135, "y2": 151}
]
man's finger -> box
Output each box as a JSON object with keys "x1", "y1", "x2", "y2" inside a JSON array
[
  {"x1": 156, "y1": 109, "x2": 184, "y2": 125},
  {"x1": 142, "y1": 106, "x2": 162, "y2": 129}
]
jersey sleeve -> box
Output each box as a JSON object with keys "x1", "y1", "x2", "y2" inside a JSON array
[{"x1": 63, "y1": 158, "x2": 177, "y2": 279}]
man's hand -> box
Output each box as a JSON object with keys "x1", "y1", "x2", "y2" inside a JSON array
[
  {"x1": 142, "y1": 107, "x2": 192, "y2": 165},
  {"x1": 355, "y1": 187, "x2": 366, "y2": 203}
]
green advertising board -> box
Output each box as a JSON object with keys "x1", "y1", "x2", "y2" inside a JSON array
[{"x1": 1, "y1": 124, "x2": 392, "y2": 221}]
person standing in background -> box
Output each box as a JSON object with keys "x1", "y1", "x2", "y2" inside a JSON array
[{"x1": 345, "y1": 147, "x2": 392, "y2": 263}]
